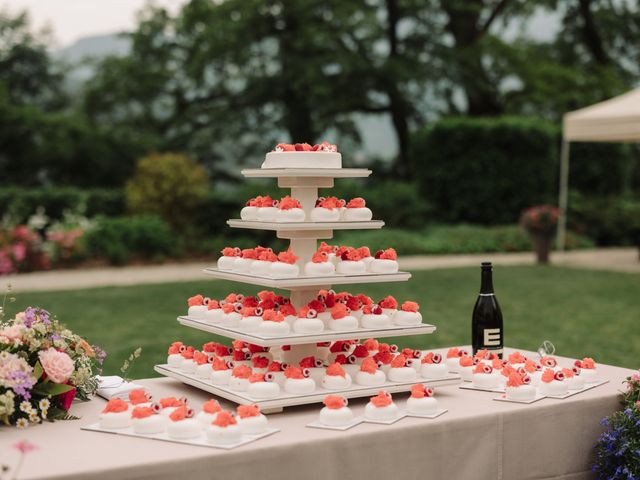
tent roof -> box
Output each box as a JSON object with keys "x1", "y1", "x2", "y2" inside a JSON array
[{"x1": 563, "y1": 88, "x2": 640, "y2": 142}]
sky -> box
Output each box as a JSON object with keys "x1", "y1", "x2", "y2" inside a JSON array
[
  {"x1": 4, "y1": 0, "x2": 558, "y2": 50},
  {"x1": 3, "y1": 0, "x2": 187, "y2": 48}
]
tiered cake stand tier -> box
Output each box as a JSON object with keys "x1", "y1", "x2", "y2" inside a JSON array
[{"x1": 154, "y1": 166, "x2": 461, "y2": 412}]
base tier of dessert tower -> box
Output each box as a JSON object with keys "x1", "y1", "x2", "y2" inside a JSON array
[{"x1": 155, "y1": 150, "x2": 461, "y2": 413}]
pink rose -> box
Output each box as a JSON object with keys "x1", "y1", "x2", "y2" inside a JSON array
[{"x1": 38, "y1": 348, "x2": 74, "y2": 383}]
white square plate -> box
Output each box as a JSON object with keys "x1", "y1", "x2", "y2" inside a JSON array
[
  {"x1": 361, "y1": 410, "x2": 407, "y2": 425},
  {"x1": 460, "y1": 384, "x2": 505, "y2": 393},
  {"x1": 544, "y1": 380, "x2": 609, "y2": 399},
  {"x1": 306, "y1": 416, "x2": 364, "y2": 431},
  {"x1": 493, "y1": 392, "x2": 546, "y2": 404},
  {"x1": 405, "y1": 408, "x2": 448, "y2": 419}
]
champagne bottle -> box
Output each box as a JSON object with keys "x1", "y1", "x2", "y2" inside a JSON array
[{"x1": 472, "y1": 262, "x2": 504, "y2": 358}]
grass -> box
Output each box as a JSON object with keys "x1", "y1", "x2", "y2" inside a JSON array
[{"x1": 8, "y1": 266, "x2": 640, "y2": 379}]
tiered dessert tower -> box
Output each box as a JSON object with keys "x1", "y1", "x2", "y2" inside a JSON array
[{"x1": 155, "y1": 164, "x2": 461, "y2": 413}]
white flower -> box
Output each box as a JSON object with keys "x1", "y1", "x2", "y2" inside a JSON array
[
  {"x1": 41, "y1": 408, "x2": 48, "y2": 419},
  {"x1": 19, "y1": 401, "x2": 32, "y2": 413},
  {"x1": 39, "y1": 399, "x2": 50, "y2": 410},
  {"x1": 28, "y1": 412, "x2": 39, "y2": 423},
  {"x1": 16, "y1": 418, "x2": 28, "y2": 429}
]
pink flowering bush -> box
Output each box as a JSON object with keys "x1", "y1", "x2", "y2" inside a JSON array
[
  {"x1": 0, "y1": 225, "x2": 50, "y2": 275},
  {"x1": 520, "y1": 205, "x2": 560, "y2": 235},
  {"x1": 0, "y1": 306, "x2": 104, "y2": 428}
]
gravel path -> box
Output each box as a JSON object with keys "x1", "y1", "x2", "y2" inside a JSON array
[{"x1": 3, "y1": 248, "x2": 637, "y2": 293}]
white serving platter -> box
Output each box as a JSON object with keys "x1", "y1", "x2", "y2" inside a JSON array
[
  {"x1": 241, "y1": 168, "x2": 372, "y2": 179},
  {"x1": 154, "y1": 364, "x2": 461, "y2": 413},
  {"x1": 81, "y1": 423, "x2": 279, "y2": 450},
  {"x1": 544, "y1": 379, "x2": 609, "y2": 399},
  {"x1": 177, "y1": 315, "x2": 436, "y2": 346},
  {"x1": 460, "y1": 384, "x2": 505, "y2": 394},
  {"x1": 227, "y1": 219, "x2": 385, "y2": 232},
  {"x1": 493, "y1": 391, "x2": 546, "y2": 404},
  {"x1": 202, "y1": 268, "x2": 411, "y2": 289}
]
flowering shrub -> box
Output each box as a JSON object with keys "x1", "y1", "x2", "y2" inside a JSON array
[
  {"x1": 0, "y1": 225, "x2": 50, "y2": 275},
  {"x1": 520, "y1": 205, "x2": 560, "y2": 235},
  {"x1": 0, "y1": 306, "x2": 104, "y2": 427},
  {"x1": 593, "y1": 370, "x2": 640, "y2": 479}
]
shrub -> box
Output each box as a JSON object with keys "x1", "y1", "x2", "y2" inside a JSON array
[
  {"x1": 0, "y1": 187, "x2": 125, "y2": 223},
  {"x1": 568, "y1": 192, "x2": 640, "y2": 246},
  {"x1": 0, "y1": 225, "x2": 50, "y2": 274},
  {"x1": 84, "y1": 215, "x2": 176, "y2": 265},
  {"x1": 412, "y1": 117, "x2": 558, "y2": 225},
  {"x1": 126, "y1": 153, "x2": 209, "y2": 230}
]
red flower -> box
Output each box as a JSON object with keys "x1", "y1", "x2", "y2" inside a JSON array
[{"x1": 58, "y1": 387, "x2": 77, "y2": 411}]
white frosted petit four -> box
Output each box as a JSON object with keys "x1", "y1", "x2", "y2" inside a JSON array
[
  {"x1": 364, "y1": 391, "x2": 399, "y2": 420},
  {"x1": 406, "y1": 384, "x2": 438, "y2": 415},
  {"x1": 99, "y1": 399, "x2": 130, "y2": 429},
  {"x1": 206, "y1": 411, "x2": 242, "y2": 445},
  {"x1": 236, "y1": 405, "x2": 269, "y2": 434}
]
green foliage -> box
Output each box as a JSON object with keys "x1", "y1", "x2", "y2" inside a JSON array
[
  {"x1": 334, "y1": 224, "x2": 593, "y2": 255},
  {"x1": 84, "y1": 215, "x2": 176, "y2": 265},
  {"x1": 568, "y1": 192, "x2": 640, "y2": 246},
  {"x1": 125, "y1": 153, "x2": 209, "y2": 230},
  {"x1": 413, "y1": 117, "x2": 558, "y2": 224},
  {"x1": 0, "y1": 187, "x2": 125, "y2": 223}
]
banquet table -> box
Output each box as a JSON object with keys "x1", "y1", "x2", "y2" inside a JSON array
[{"x1": 1, "y1": 348, "x2": 632, "y2": 480}]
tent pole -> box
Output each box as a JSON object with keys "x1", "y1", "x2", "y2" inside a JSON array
[{"x1": 557, "y1": 140, "x2": 570, "y2": 251}]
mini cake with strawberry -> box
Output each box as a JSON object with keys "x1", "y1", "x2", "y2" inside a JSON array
[
  {"x1": 229, "y1": 365, "x2": 253, "y2": 391},
  {"x1": 233, "y1": 248, "x2": 258, "y2": 272},
  {"x1": 355, "y1": 357, "x2": 386, "y2": 386},
  {"x1": 420, "y1": 352, "x2": 447, "y2": 379},
  {"x1": 370, "y1": 248, "x2": 399, "y2": 274},
  {"x1": 206, "y1": 411, "x2": 242, "y2": 445},
  {"x1": 318, "y1": 395, "x2": 353, "y2": 426},
  {"x1": 394, "y1": 301, "x2": 423, "y2": 326},
  {"x1": 387, "y1": 354, "x2": 418, "y2": 382},
  {"x1": 193, "y1": 351, "x2": 213, "y2": 379},
  {"x1": 249, "y1": 248, "x2": 277, "y2": 276},
  {"x1": 360, "y1": 303, "x2": 391, "y2": 329},
  {"x1": 218, "y1": 247, "x2": 241, "y2": 270},
  {"x1": 99, "y1": 398, "x2": 131, "y2": 429},
  {"x1": 256, "y1": 196, "x2": 279, "y2": 222},
  {"x1": 342, "y1": 197, "x2": 373, "y2": 221},
  {"x1": 326, "y1": 304, "x2": 357, "y2": 331},
  {"x1": 445, "y1": 347, "x2": 468, "y2": 373},
  {"x1": 505, "y1": 372, "x2": 536, "y2": 401},
  {"x1": 321, "y1": 362, "x2": 352, "y2": 389},
  {"x1": 293, "y1": 306, "x2": 325, "y2": 334},
  {"x1": 167, "y1": 406, "x2": 199, "y2": 439},
  {"x1": 311, "y1": 196, "x2": 342, "y2": 222},
  {"x1": 247, "y1": 372, "x2": 281, "y2": 399},
  {"x1": 406, "y1": 384, "x2": 438, "y2": 415},
  {"x1": 378, "y1": 295, "x2": 398, "y2": 319},
  {"x1": 335, "y1": 247, "x2": 367, "y2": 275},
  {"x1": 472, "y1": 364, "x2": 502, "y2": 389},
  {"x1": 458, "y1": 354, "x2": 475, "y2": 381},
  {"x1": 129, "y1": 389, "x2": 153, "y2": 409},
  {"x1": 179, "y1": 346, "x2": 196, "y2": 374},
  {"x1": 283, "y1": 366, "x2": 316, "y2": 394},
  {"x1": 187, "y1": 294, "x2": 208, "y2": 318},
  {"x1": 263, "y1": 141, "x2": 341, "y2": 169},
  {"x1": 257, "y1": 309, "x2": 291, "y2": 336},
  {"x1": 236, "y1": 405, "x2": 269, "y2": 435},
  {"x1": 364, "y1": 391, "x2": 399, "y2": 421},
  {"x1": 238, "y1": 307, "x2": 264, "y2": 332},
  {"x1": 565, "y1": 366, "x2": 585, "y2": 390},
  {"x1": 131, "y1": 406, "x2": 165, "y2": 434},
  {"x1": 210, "y1": 357, "x2": 233, "y2": 385},
  {"x1": 159, "y1": 397, "x2": 187, "y2": 417},
  {"x1": 203, "y1": 299, "x2": 222, "y2": 323},
  {"x1": 167, "y1": 342, "x2": 185, "y2": 367},
  {"x1": 304, "y1": 250, "x2": 336, "y2": 276},
  {"x1": 241, "y1": 197, "x2": 261, "y2": 221},
  {"x1": 269, "y1": 249, "x2": 300, "y2": 278},
  {"x1": 299, "y1": 356, "x2": 326, "y2": 383},
  {"x1": 276, "y1": 195, "x2": 305, "y2": 222},
  {"x1": 575, "y1": 357, "x2": 598, "y2": 384},
  {"x1": 220, "y1": 299, "x2": 243, "y2": 327},
  {"x1": 196, "y1": 399, "x2": 222, "y2": 428},
  {"x1": 539, "y1": 368, "x2": 568, "y2": 396}
]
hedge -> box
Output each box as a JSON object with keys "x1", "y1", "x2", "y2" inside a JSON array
[{"x1": 411, "y1": 116, "x2": 638, "y2": 225}]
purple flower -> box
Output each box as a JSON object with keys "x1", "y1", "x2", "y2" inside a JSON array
[
  {"x1": 9, "y1": 371, "x2": 36, "y2": 400},
  {"x1": 23, "y1": 307, "x2": 51, "y2": 328}
]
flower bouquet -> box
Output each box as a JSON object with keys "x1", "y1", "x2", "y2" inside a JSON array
[
  {"x1": 593, "y1": 370, "x2": 640, "y2": 479},
  {"x1": 0, "y1": 306, "x2": 105, "y2": 428},
  {"x1": 519, "y1": 205, "x2": 560, "y2": 264}
]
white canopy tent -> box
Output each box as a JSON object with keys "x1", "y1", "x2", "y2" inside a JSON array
[{"x1": 557, "y1": 88, "x2": 640, "y2": 249}]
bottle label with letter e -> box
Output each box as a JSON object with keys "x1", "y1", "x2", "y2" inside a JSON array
[{"x1": 483, "y1": 328, "x2": 502, "y2": 346}]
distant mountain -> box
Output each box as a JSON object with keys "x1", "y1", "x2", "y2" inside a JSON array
[{"x1": 54, "y1": 33, "x2": 130, "y2": 63}]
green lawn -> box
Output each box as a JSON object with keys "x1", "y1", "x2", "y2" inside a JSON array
[{"x1": 8, "y1": 266, "x2": 640, "y2": 379}]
